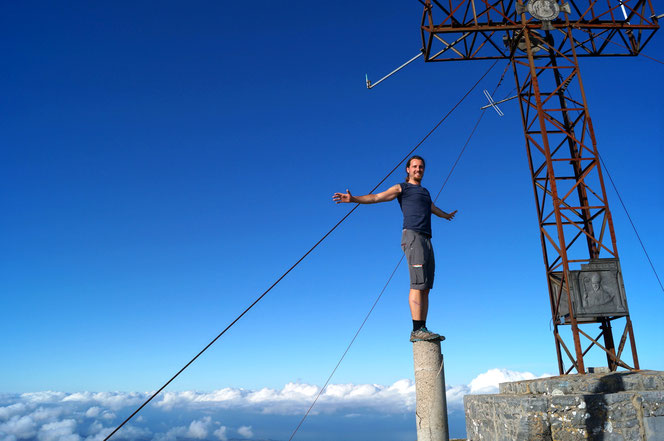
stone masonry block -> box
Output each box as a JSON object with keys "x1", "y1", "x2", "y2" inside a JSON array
[{"x1": 466, "y1": 371, "x2": 664, "y2": 441}]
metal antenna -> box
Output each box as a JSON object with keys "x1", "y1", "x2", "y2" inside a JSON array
[
  {"x1": 366, "y1": 52, "x2": 423, "y2": 89},
  {"x1": 481, "y1": 89, "x2": 517, "y2": 116},
  {"x1": 419, "y1": 0, "x2": 660, "y2": 375}
]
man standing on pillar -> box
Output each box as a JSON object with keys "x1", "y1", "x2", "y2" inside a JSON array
[{"x1": 333, "y1": 155, "x2": 456, "y2": 342}]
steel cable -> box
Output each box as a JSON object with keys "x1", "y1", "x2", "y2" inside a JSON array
[
  {"x1": 433, "y1": 60, "x2": 512, "y2": 202},
  {"x1": 598, "y1": 154, "x2": 664, "y2": 293},
  {"x1": 572, "y1": 26, "x2": 664, "y2": 66},
  {"x1": 288, "y1": 59, "x2": 508, "y2": 440},
  {"x1": 103, "y1": 59, "x2": 499, "y2": 441},
  {"x1": 571, "y1": 32, "x2": 664, "y2": 291},
  {"x1": 563, "y1": 84, "x2": 663, "y2": 294},
  {"x1": 287, "y1": 254, "x2": 405, "y2": 441}
]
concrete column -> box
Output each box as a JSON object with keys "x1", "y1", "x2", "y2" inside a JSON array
[{"x1": 413, "y1": 339, "x2": 449, "y2": 441}]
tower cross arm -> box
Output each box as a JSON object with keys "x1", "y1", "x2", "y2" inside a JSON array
[{"x1": 420, "y1": 0, "x2": 659, "y2": 61}]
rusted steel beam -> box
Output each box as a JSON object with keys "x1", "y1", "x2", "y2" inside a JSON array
[
  {"x1": 424, "y1": 23, "x2": 658, "y2": 34},
  {"x1": 617, "y1": 324, "x2": 629, "y2": 360},
  {"x1": 492, "y1": 0, "x2": 647, "y2": 372},
  {"x1": 579, "y1": 329, "x2": 605, "y2": 360},
  {"x1": 420, "y1": 0, "x2": 659, "y2": 62},
  {"x1": 525, "y1": 21, "x2": 586, "y2": 373},
  {"x1": 601, "y1": 319, "x2": 618, "y2": 371},
  {"x1": 578, "y1": 327, "x2": 631, "y2": 370},
  {"x1": 626, "y1": 317, "x2": 640, "y2": 369},
  {"x1": 506, "y1": 8, "x2": 645, "y2": 373}
]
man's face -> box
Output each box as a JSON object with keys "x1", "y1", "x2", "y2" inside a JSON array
[{"x1": 407, "y1": 159, "x2": 425, "y2": 183}]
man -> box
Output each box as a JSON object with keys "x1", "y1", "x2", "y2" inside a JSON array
[
  {"x1": 333, "y1": 155, "x2": 456, "y2": 342},
  {"x1": 584, "y1": 272, "x2": 613, "y2": 308}
]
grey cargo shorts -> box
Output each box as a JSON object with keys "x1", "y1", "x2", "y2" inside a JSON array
[{"x1": 401, "y1": 229, "x2": 435, "y2": 290}]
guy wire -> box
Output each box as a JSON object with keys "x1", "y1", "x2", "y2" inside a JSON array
[
  {"x1": 287, "y1": 255, "x2": 405, "y2": 441},
  {"x1": 598, "y1": 153, "x2": 664, "y2": 293},
  {"x1": 288, "y1": 60, "x2": 509, "y2": 440},
  {"x1": 103, "y1": 59, "x2": 500, "y2": 441},
  {"x1": 573, "y1": 26, "x2": 664, "y2": 66},
  {"x1": 564, "y1": 86, "x2": 663, "y2": 294}
]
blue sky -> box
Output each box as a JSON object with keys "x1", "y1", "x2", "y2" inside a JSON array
[{"x1": 1, "y1": 1, "x2": 663, "y2": 439}]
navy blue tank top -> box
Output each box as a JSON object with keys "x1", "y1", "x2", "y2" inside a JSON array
[{"x1": 397, "y1": 182, "x2": 432, "y2": 236}]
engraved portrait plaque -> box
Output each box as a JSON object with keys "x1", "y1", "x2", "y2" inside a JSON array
[
  {"x1": 574, "y1": 259, "x2": 627, "y2": 318},
  {"x1": 549, "y1": 259, "x2": 627, "y2": 321}
]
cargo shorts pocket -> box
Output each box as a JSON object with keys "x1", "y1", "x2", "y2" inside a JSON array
[
  {"x1": 409, "y1": 263, "x2": 425, "y2": 285},
  {"x1": 402, "y1": 230, "x2": 425, "y2": 286}
]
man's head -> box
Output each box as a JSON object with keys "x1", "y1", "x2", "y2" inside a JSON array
[
  {"x1": 405, "y1": 155, "x2": 426, "y2": 184},
  {"x1": 591, "y1": 273, "x2": 601, "y2": 291}
]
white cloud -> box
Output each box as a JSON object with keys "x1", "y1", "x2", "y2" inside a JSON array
[
  {"x1": 31, "y1": 407, "x2": 63, "y2": 422},
  {"x1": 0, "y1": 368, "x2": 552, "y2": 441},
  {"x1": 154, "y1": 380, "x2": 417, "y2": 415},
  {"x1": 37, "y1": 419, "x2": 80, "y2": 441},
  {"x1": 62, "y1": 392, "x2": 145, "y2": 411},
  {"x1": 0, "y1": 414, "x2": 38, "y2": 439},
  {"x1": 198, "y1": 388, "x2": 243, "y2": 402},
  {"x1": 468, "y1": 368, "x2": 548, "y2": 394},
  {"x1": 237, "y1": 425, "x2": 253, "y2": 438},
  {"x1": 213, "y1": 426, "x2": 228, "y2": 441},
  {"x1": 105, "y1": 424, "x2": 151, "y2": 440},
  {"x1": 83, "y1": 424, "x2": 150, "y2": 441},
  {"x1": 85, "y1": 406, "x2": 101, "y2": 418},
  {"x1": 445, "y1": 384, "x2": 470, "y2": 409},
  {"x1": 154, "y1": 416, "x2": 214, "y2": 441},
  {"x1": 100, "y1": 411, "x2": 116, "y2": 420},
  {"x1": 21, "y1": 392, "x2": 66, "y2": 404},
  {"x1": 85, "y1": 420, "x2": 106, "y2": 440},
  {"x1": 186, "y1": 416, "x2": 212, "y2": 439},
  {"x1": 154, "y1": 426, "x2": 184, "y2": 441},
  {"x1": 0, "y1": 403, "x2": 28, "y2": 421}
]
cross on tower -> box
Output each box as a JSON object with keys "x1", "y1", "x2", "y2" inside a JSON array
[{"x1": 419, "y1": 0, "x2": 659, "y2": 374}]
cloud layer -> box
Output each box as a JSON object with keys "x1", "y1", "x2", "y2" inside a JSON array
[
  {"x1": 0, "y1": 368, "x2": 548, "y2": 440},
  {"x1": 154, "y1": 378, "x2": 416, "y2": 415}
]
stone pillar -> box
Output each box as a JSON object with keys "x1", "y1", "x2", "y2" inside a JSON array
[{"x1": 413, "y1": 339, "x2": 449, "y2": 441}]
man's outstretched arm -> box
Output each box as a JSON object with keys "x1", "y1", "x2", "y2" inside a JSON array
[
  {"x1": 333, "y1": 184, "x2": 401, "y2": 204},
  {"x1": 432, "y1": 204, "x2": 457, "y2": 221}
]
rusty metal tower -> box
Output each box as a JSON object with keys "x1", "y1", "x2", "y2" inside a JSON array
[{"x1": 419, "y1": 0, "x2": 659, "y2": 374}]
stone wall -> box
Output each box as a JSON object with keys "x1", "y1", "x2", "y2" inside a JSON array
[{"x1": 464, "y1": 370, "x2": 664, "y2": 440}]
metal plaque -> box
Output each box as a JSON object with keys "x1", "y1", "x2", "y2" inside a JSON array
[
  {"x1": 527, "y1": 0, "x2": 561, "y2": 21},
  {"x1": 550, "y1": 259, "x2": 627, "y2": 321}
]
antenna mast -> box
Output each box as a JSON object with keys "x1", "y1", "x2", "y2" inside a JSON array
[{"x1": 419, "y1": 0, "x2": 659, "y2": 374}]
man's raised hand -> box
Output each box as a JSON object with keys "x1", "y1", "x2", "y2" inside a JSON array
[{"x1": 333, "y1": 189, "x2": 353, "y2": 204}]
